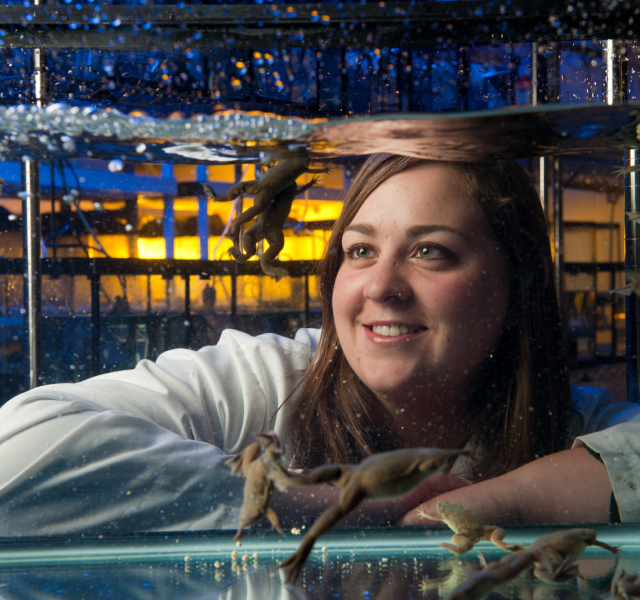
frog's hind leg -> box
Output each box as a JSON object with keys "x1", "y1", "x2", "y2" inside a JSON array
[
  {"x1": 260, "y1": 228, "x2": 288, "y2": 280},
  {"x1": 486, "y1": 526, "x2": 526, "y2": 552},
  {"x1": 441, "y1": 534, "x2": 475, "y2": 555},
  {"x1": 230, "y1": 224, "x2": 258, "y2": 263},
  {"x1": 264, "y1": 506, "x2": 284, "y2": 535}
]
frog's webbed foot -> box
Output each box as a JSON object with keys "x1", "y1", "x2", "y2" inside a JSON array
[
  {"x1": 229, "y1": 245, "x2": 251, "y2": 263},
  {"x1": 260, "y1": 258, "x2": 289, "y2": 281},
  {"x1": 201, "y1": 182, "x2": 220, "y2": 200},
  {"x1": 280, "y1": 503, "x2": 347, "y2": 585}
]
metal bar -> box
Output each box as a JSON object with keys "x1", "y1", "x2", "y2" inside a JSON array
[
  {"x1": 457, "y1": 46, "x2": 469, "y2": 111},
  {"x1": 231, "y1": 272, "x2": 237, "y2": 317},
  {"x1": 539, "y1": 156, "x2": 547, "y2": 213},
  {"x1": 184, "y1": 275, "x2": 191, "y2": 349},
  {"x1": 21, "y1": 158, "x2": 42, "y2": 389},
  {"x1": 162, "y1": 164, "x2": 175, "y2": 261},
  {"x1": 553, "y1": 157, "x2": 563, "y2": 303},
  {"x1": 625, "y1": 149, "x2": 639, "y2": 402},
  {"x1": 603, "y1": 40, "x2": 628, "y2": 105},
  {"x1": 304, "y1": 274, "x2": 310, "y2": 328},
  {"x1": 20, "y1": 31, "x2": 48, "y2": 390}
]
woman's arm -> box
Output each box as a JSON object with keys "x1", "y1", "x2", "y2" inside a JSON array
[
  {"x1": 269, "y1": 472, "x2": 471, "y2": 529},
  {"x1": 397, "y1": 447, "x2": 612, "y2": 526}
]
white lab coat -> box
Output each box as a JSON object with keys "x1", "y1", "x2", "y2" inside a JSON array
[{"x1": 0, "y1": 327, "x2": 637, "y2": 535}]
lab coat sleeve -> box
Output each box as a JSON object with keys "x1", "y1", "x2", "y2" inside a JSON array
[
  {"x1": 0, "y1": 328, "x2": 320, "y2": 536},
  {"x1": 570, "y1": 384, "x2": 640, "y2": 522}
]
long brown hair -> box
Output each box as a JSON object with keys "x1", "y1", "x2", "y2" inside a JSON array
[{"x1": 285, "y1": 154, "x2": 571, "y2": 480}]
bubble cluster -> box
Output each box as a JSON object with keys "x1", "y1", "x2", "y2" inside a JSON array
[{"x1": 0, "y1": 103, "x2": 318, "y2": 162}]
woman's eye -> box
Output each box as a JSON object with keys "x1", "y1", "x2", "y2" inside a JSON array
[
  {"x1": 346, "y1": 245, "x2": 373, "y2": 259},
  {"x1": 417, "y1": 245, "x2": 447, "y2": 259}
]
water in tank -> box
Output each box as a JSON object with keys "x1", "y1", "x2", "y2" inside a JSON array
[{"x1": 0, "y1": 2, "x2": 640, "y2": 598}]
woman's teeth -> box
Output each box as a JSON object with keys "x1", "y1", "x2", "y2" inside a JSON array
[{"x1": 371, "y1": 324, "x2": 423, "y2": 336}]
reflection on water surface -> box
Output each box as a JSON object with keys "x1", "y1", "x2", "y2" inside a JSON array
[{"x1": 0, "y1": 527, "x2": 633, "y2": 600}]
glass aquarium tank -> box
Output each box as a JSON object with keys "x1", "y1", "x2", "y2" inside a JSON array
[{"x1": 0, "y1": 1, "x2": 640, "y2": 598}]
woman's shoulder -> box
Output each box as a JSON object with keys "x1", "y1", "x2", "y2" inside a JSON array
[
  {"x1": 570, "y1": 383, "x2": 640, "y2": 437},
  {"x1": 211, "y1": 327, "x2": 321, "y2": 356}
]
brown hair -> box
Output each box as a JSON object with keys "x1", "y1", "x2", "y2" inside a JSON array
[{"x1": 285, "y1": 154, "x2": 571, "y2": 480}]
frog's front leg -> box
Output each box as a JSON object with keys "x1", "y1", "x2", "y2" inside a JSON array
[
  {"x1": 415, "y1": 506, "x2": 440, "y2": 522},
  {"x1": 485, "y1": 526, "x2": 526, "y2": 553},
  {"x1": 442, "y1": 533, "x2": 475, "y2": 555}
]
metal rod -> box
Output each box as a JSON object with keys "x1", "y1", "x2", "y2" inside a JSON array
[
  {"x1": 197, "y1": 165, "x2": 209, "y2": 260},
  {"x1": 625, "y1": 149, "x2": 639, "y2": 402},
  {"x1": 553, "y1": 157, "x2": 563, "y2": 303},
  {"x1": 231, "y1": 272, "x2": 237, "y2": 316},
  {"x1": 304, "y1": 274, "x2": 310, "y2": 327},
  {"x1": 184, "y1": 275, "x2": 191, "y2": 348},
  {"x1": 603, "y1": 40, "x2": 627, "y2": 106},
  {"x1": 21, "y1": 158, "x2": 42, "y2": 389},
  {"x1": 21, "y1": 34, "x2": 47, "y2": 389},
  {"x1": 539, "y1": 156, "x2": 547, "y2": 213}
]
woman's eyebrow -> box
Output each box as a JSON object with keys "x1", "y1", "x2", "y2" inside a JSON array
[
  {"x1": 344, "y1": 223, "x2": 377, "y2": 237},
  {"x1": 407, "y1": 224, "x2": 470, "y2": 240}
]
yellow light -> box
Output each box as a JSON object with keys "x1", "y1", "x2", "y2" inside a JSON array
[
  {"x1": 278, "y1": 230, "x2": 330, "y2": 261},
  {"x1": 87, "y1": 235, "x2": 131, "y2": 259},
  {"x1": 210, "y1": 236, "x2": 236, "y2": 260},
  {"x1": 137, "y1": 238, "x2": 166, "y2": 260},
  {"x1": 289, "y1": 199, "x2": 342, "y2": 222},
  {"x1": 206, "y1": 164, "x2": 237, "y2": 183}
]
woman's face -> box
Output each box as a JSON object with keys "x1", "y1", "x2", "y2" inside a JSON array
[{"x1": 333, "y1": 162, "x2": 510, "y2": 409}]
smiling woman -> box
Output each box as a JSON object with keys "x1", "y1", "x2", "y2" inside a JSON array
[
  {"x1": 333, "y1": 162, "x2": 510, "y2": 437},
  {"x1": 0, "y1": 154, "x2": 639, "y2": 537}
]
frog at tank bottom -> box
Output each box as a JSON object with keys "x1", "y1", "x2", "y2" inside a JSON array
[{"x1": 419, "y1": 500, "x2": 525, "y2": 555}]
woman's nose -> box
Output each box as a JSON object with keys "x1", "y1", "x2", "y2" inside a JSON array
[{"x1": 363, "y1": 258, "x2": 412, "y2": 303}]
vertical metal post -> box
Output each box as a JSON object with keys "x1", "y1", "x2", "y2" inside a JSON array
[
  {"x1": 304, "y1": 274, "x2": 310, "y2": 328},
  {"x1": 162, "y1": 164, "x2": 175, "y2": 260},
  {"x1": 625, "y1": 149, "x2": 639, "y2": 402},
  {"x1": 457, "y1": 46, "x2": 469, "y2": 111},
  {"x1": 184, "y1": 274, "x2": 191, "y2": 348},
  {"x1": 603, "y1": 40, "x2": 627, "y2": 105},
  {"x1": 603, "y1": 40, "x2": 635, "y2": 397},
  {"x1": 22, "y1": 158, "x2": 42, "y2": 389},
  {"x1": 197, "y1": 165, "x2": 209, "y2": 260},
  {"x1": 539, "y1": 157, "x2": 547, "y2": 213},
  {"x1": 231, "y1": 272, "x2": 237, "y2": 316},
  {"x1": 22, "y1": 39, "x2": 47, "y2": 389},
  {"x1": 553, "y1": 158, "x2": 564, "y2": 303},
  {"x1": 531, "y1": 43, "x2": 542, "y2": 106}
]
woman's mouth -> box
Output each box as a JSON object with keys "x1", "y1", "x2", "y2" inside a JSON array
[{"x1": 369, "y1": 324, "x2": 426, "y2": 337}]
